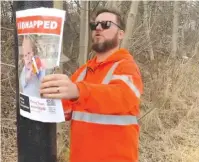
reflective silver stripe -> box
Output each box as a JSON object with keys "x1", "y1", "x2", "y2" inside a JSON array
[
  {"x1": 76, "y1": 67, "x2": 87, "y2": 82},
  {"x1": 102, "y1": 60, "x2": 124, "y2": 84},
  {"x1": 72, "y1": 111, "x2": 138, "y2": 125},
  {"x1": 76, "y1": 61, "x2": 123, "y2": 84},
  {"x1": 111, "y1": 75, "x2": 141, "y2": 98}
]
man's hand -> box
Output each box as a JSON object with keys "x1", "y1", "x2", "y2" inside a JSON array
[{"x1": 40, "y1": 74, "x2": 79, "y2": 100}]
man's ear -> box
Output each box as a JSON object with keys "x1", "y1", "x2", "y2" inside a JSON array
[{"x1": 118, "y1": 30, "x2": 125, "y2": 40}]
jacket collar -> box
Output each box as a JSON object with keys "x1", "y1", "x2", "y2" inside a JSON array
[{"x1": 86, "y1": 48, "x2": 133, "y2": 70}]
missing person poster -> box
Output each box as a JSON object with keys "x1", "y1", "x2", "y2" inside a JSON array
[{"x1": 16, "y1": 8, "x2": 66, "y2": 123}]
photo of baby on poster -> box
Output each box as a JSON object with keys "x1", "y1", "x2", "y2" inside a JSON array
[
  {"x1": 19, "y1": 35, "x2": 46, "y2": 98},
  {"x1": 16, "y1": 7, "x2": 66, "y2": 123}
]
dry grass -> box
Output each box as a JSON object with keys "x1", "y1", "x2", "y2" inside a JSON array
[
  {"x1": 57, "y1": 122, "x2": 71, "y2": 162},
  {"x1": 139, "y1": 57, "x2": 199, "y2": 162}
]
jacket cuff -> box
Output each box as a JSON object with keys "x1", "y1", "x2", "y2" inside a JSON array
[
  {"x1": 69, "y1": 82, "x2": 90, "y2": 107},
  {"x1": 61, "y1": 99, "x2": 72, "y2": 111}
]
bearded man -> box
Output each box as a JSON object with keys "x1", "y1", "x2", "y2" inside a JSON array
[{"x1": 40, "y1": 8, "x2": 143, "y2": 162}]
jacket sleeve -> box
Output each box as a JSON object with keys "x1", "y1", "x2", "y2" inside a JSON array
[
  {"x1": 61, "y1": 65, "x2": 86, "y2": 115},
  {"x1": 71, "y1": 61, "x2": 143, "y2": 115}
]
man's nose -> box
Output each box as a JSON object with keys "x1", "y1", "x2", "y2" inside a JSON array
[{"x1": 96, "y1": 23, "x2": 102, "y2": 30}]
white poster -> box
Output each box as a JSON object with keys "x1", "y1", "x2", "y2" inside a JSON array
[{"x1": 16, "y1": 7, "x2": 66, "y2": 123}]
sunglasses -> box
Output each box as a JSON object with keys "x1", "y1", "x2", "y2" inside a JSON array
[{"x1": 89, "y1": 21, "x2": 121, "y2": 31}]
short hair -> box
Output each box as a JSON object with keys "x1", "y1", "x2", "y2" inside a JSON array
[
  {"x1": 22, "y1": 35, "x2": 38, "y2": 55},
  {"x1": 92, "y1": 8, "x2": 126, "y2": 31}
]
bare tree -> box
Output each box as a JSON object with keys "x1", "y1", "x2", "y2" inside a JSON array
[
  {"x1": 121, "y1": 1, "x2": 139, "y2": 49},
  {"x1": 171, "y1": 1, "x2": 180, "y2": 57},
  {"x1": 194, "y1": 41, "x2": 199, "y2": 57},
  {"x1": 143, "y1": 1, "x2": 154, "y2": 60},
  {"x1": 106, "y1": 1, "x2": 115, "y2": 8},
  {"x1": 78, "y1": 1, "x2": 89, "y2": 66},
  {"x1": 53, "y1": 0, "x2": 63, "y2": 9}
]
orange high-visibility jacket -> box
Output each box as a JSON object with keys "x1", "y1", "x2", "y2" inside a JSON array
[{"x1": 62, "y1": 48, "x2": 143, "y2": 162}]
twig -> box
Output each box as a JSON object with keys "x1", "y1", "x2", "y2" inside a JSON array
[
  {"x1": 1, "y1": 118, "x2": 16, "y2": 122},
  {"x1": 65, "y1": 2, "x2": 79, "y2": 36},
  {"x1": 58, "y1": 143, "x2": 67, "y2": 157},
  {"x1": 135, "y1": 39, "x2": 157, "y2": 56},
  {"x1": 131, "y1": 23, "x2": 143, "y2": 38},
  {"x1": 1, "y1": 26, "x2": 14, "y2": 31},
  {"x1": 1, "y1": 77, "x2": 12, "y2": 82},
  {"x1": 7, "y1": 73, "x2": 16, "y2": 94},
  {"x1": 91, "y1": 1, "x2": 101, "y2": 14},
  {"x1": 74, "y1": 0, "x2": 90, "y2": 12},
  {"x1": 1, "y1": 126, "x2": 17, "y2": 130},
  {"x1": 138, "y1": 107, "x2": 156, "y2": 121},
  {"x1": 0, "y1": 62, "x2": 15, "y2": 68}
]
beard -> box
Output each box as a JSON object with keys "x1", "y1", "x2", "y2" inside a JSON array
[{"x1": 91, "y1": 33, "x2": 119, "y2": 53}]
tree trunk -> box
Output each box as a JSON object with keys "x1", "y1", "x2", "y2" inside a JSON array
[
  {"x1": 194, "y1": 41, "x2": 199, "y2": 57},
  {"x1": 171, "y1": 1, "x2": 179, "y2": 58},
  {"x1": 143, "y1": 1, "x2": 154, "y2": 60},
  {"x1": 121, "y1": 1, "x2": 139, "y2": 49},
  {"x1": 78, "y1": 1, "x2": 89, "y2": 66},
  {"x1": 106, "y1": 1, "x2": 121, "y2": 9},
  {"x1": 180, "y1": 26, "x2": 187, "y2": 57},
  {"x1": 106, "y1": 1, "x2": 114, "y2": 8},
  {"x1": 53, "y1": 0, "x2": 63, "y2": 9}
]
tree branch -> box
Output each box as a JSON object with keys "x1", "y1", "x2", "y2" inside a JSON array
[
  {"x1": 1, "y1": 27, "x2": 14, "y2": 31},
  {"x1": 0, "y1": 62, "x2": 15, "y2": 68}
]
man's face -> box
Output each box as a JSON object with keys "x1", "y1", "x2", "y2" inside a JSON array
[
  {"x1": 22, "y1": 38, "x2": 34, "y2": 69},
  {"x1": 91, "y1": 12, "x2": 122, "y2": 53}
]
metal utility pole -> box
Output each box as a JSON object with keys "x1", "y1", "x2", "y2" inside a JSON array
[{"x1": 13, "y1": 1, "x2": 59, "y2": 162}]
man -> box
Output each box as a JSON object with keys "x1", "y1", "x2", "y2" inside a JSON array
[{"x1": 40, "y1": 8, "x2": 143, "y2": 162}]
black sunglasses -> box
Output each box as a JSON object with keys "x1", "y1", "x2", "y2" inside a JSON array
[{"x1": 89, "y1": 21, "x2": 121, "y2": 31}]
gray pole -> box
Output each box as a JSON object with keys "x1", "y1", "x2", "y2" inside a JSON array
[{"x1": 13, "y1": 1, "x2": 57, "y2": 162}]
